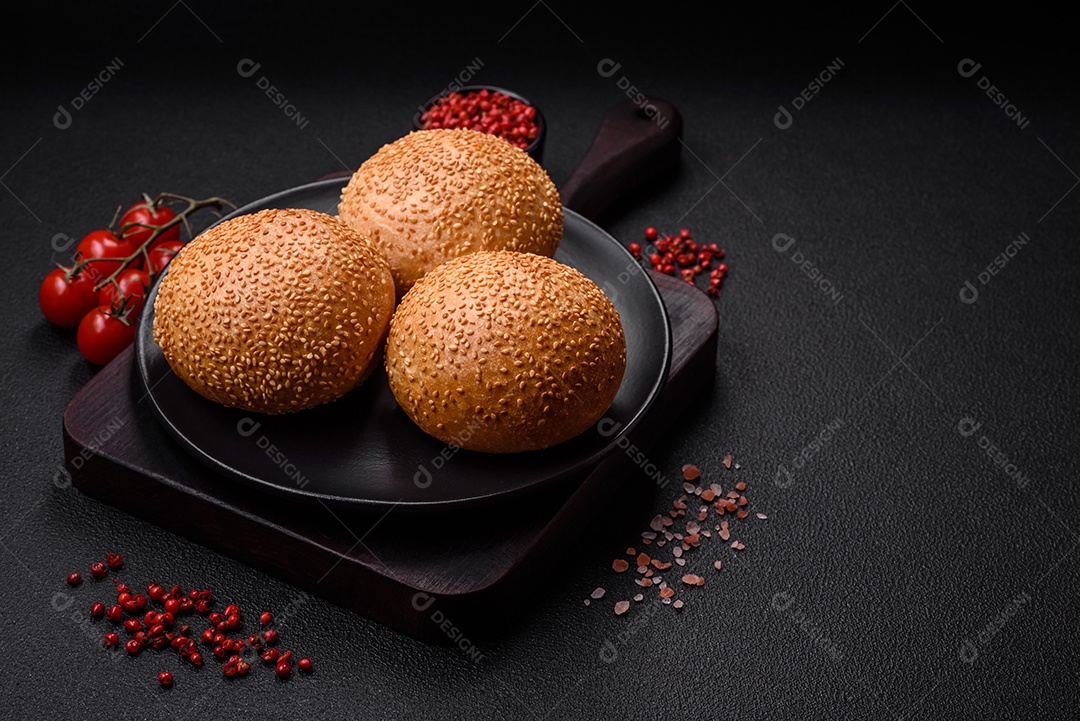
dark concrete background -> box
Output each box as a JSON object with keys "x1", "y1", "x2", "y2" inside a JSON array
[{"x1": 1, "y1": 3, "x2": 1076, "y2": 718}]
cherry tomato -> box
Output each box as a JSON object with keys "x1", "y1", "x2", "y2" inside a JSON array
[
  {"x1": 98, "y1": 268, "x2": 150, "y2": 316},
  {"x1": 39, "y1": 267, "x2": 101, "y2": 327},
  {"x1": 146, "y1": 240, "x2": 185, "y2": 275},
  {"x1": 148, "y1": 236, "x2": 177, "y2": 253},
  {"x1": 77, "y1": 306, "x2": 137, "y2": 365},
  {"x1": 120, "y1": 200, "x2": 180, "y2": 248},
  {"x1": 74, "y1": 229, "x2": 131, "y2": 282}
]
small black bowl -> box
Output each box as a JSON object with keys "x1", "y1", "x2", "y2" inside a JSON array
[{"x1": 411, "y1": 84, "x2": 545, "y2": 164}]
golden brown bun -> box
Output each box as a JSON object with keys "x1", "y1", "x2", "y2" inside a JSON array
[
  {"x1": 385, "y1": 251, "x2": 626, "y2": 453},
  {"x1": 337, "y1": 128, "x2": 563, "y2": 298},
  {"x1": 152, "y1": 207, "x2": 395, "y2": 414}
]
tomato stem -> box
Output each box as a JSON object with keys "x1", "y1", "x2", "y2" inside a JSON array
[
  {"x1": 104, "y1": 293, "x2": 139, "y2": 325},
  {"x1": 107, "y1": 204, "x2": 123, "y2": 231}
]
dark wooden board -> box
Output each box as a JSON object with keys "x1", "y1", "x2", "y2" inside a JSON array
[
  {"x1": 63, "y1": 95, "x2": 711, "y2": 642},
  {"x1": 561, "y1": 98, "x2": 682, "y2": 221},
  {"x1": 64, "y1": 272, "x2": 716, "y2": 641}
]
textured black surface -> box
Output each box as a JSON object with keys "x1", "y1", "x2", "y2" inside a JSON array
[{"x1": 2, "y1": 4, "x2": 1078, "y2": 719}]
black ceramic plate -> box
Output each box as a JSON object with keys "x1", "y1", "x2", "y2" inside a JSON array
[{"x1": 134, "y1": 179, "x2": 671, "y2": 510}]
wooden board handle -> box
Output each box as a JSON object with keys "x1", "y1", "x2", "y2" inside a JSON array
[{"x1": 559, "y1": 97, "x2": 683, "y2": 222}]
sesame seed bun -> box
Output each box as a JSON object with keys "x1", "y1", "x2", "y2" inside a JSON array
[
  {"x1": 337, "y1": 128, "x2": 563, "y2": 298},
  {"x1": 385, "y1": 251, "x2": 626, "y2": 453},
  {"x1": 152, "y1": 208, "x2": 395, "y2": 414}
]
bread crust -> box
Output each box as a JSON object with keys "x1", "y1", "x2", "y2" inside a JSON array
[
  {"x1": 152, "y1": 208, "x2": 395, "y2": 414},
  {"x1": 337, "y1": 128, "x2": 562, "y2": 298},
  {"x1": 385, "y1": 251, "x2": 626, "y2": 453}
]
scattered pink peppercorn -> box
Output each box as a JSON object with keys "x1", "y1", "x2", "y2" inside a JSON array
[
  {"x1": 632, "y1": 226, "x2": 728, "y2": 296},
  {"x1": 66, "y1": 553, "x2": 316, "y2": 685},
  {"x1": 106, "y1": 605, "x2": 123, "y2": 623}
]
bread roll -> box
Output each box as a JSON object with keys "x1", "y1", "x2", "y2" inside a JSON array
[
  {"x1": 338, "y1": 128, "x2": 562, "y2": 297},
  {"x1": 153, "y1": 208, "x2": 395, "y2": 414},
  {"x1": 385, "y1": 250, "x2": 626, "y2": 452}
]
